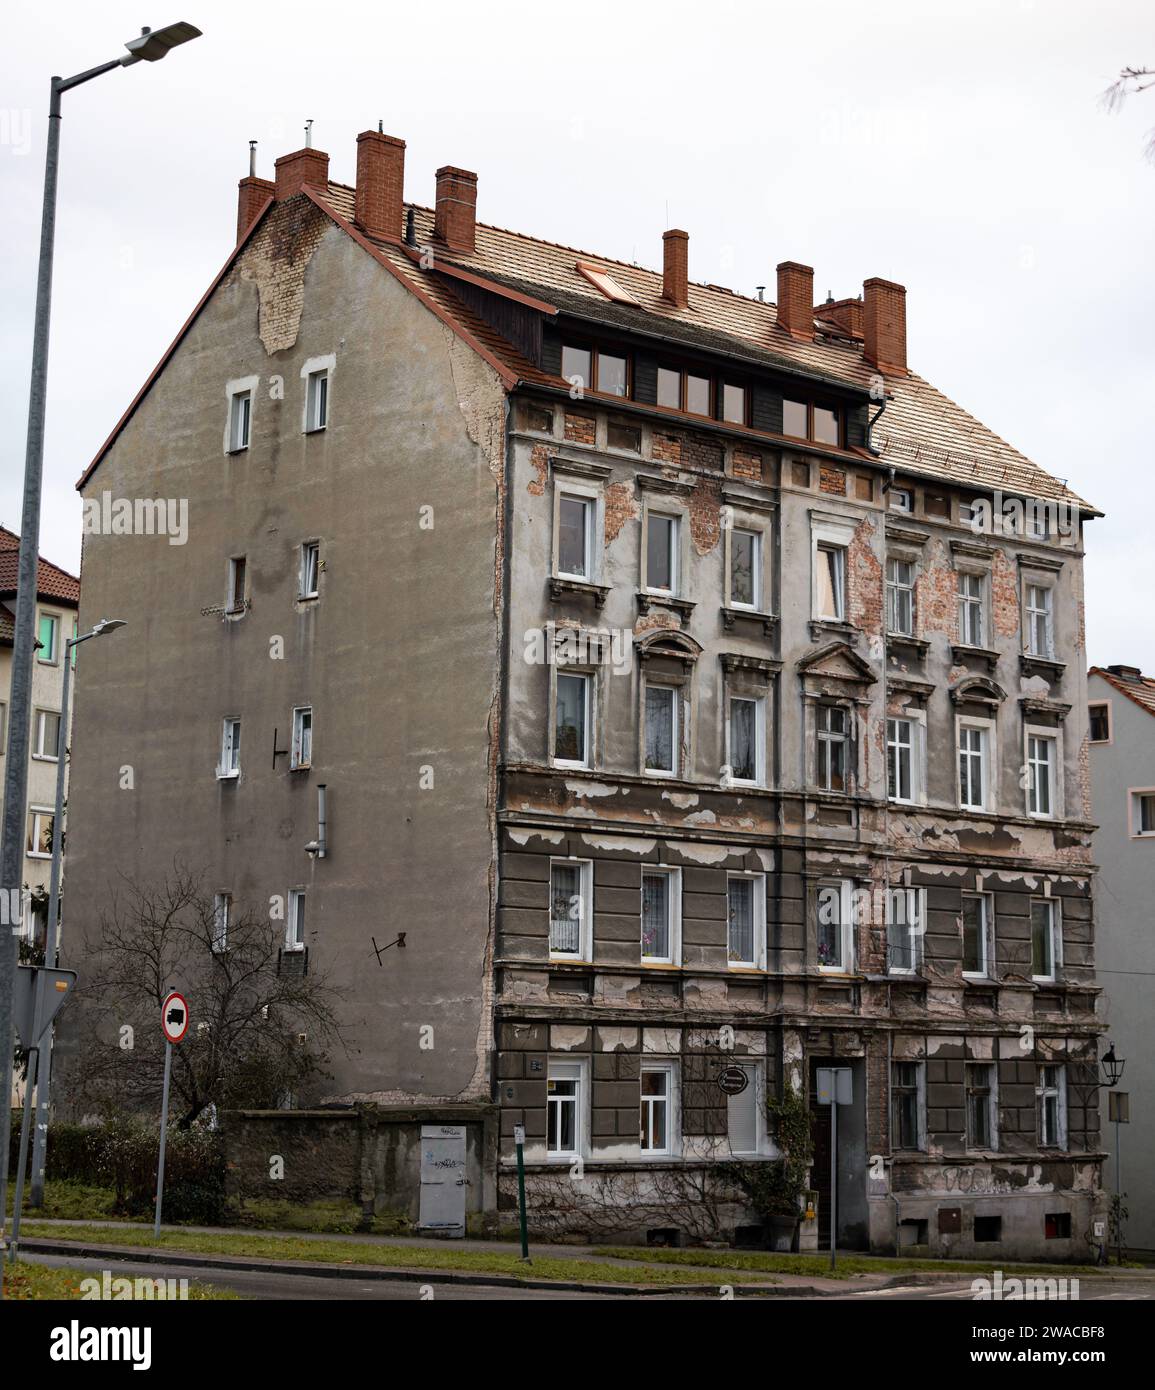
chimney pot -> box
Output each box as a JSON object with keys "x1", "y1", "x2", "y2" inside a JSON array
[
  {"x1": 662, "y1": 229, "x2": 689, "y2": 308},
  {"x1": 863, "y1": 276, "x2": 908, "y2": 375},
  {"x1": 355, "y1": 130, "x2": 406, "y2": 243},
  {"x1": 776, "y1": 261, "x2": 815, "y2": 340},
  {"x1": 274, "y1": 146, "x2": 330, "y2": 201},
  {"x1": 434, "y1": 165, "x2": 478, "y2": 253}
]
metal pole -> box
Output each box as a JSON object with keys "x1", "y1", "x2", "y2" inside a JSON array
[
  {"x1": 8, "y1": 1045, "x2": 40, "y2": 1264},
  {"x1": 0, "y1": 78, "x2": 64, "y2": 1280},
  {"x1": 1115, "y1": 1116, "x2": 1122, "y2": 1267},
  {"x1": 516, "y1": 1135, "x2": 530, "y2": 1262},
  {"x1": 28, "y1": 638, "x2": 72, "y2": 1207},
  {"x1": 154, "y1": 1040, "x2": 172, "y2": 1238},
  {"x1": 830, "y1": 1097, "x2": 838, "y2": 1271}
]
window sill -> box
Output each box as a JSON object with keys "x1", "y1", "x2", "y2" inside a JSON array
[
  {"x1": 289, "y1": 765, "x2": 312, "y2": 774},
  {"x1": 26, "y1": 853, "x2": 52, "y2": 861},
  {"x1": 886, "y1": 633, "x2": 929, "y2": 658},
  {"x1": 225, "y1": 447, "x2": 249, "y2": 457},
  {"x1": 216, "y1": 771, "x2": 240, "y2": 782},
  {"x1": 549, "y1": 576, "x2": 610, "y2": 608},
  {"x1": 637, "y1": 590, "x2": 696, "y2": 618},
  {"x1": 808, "y1": 618, "x2": 855, "y2": 642},
  {"x1": 297, "y1": 593, "x2": 319, "y2": 604},
  {"x1": 721, "y1": 606, "x2": 777, "y2": 636},
  {"x1": 952, "y1": 643, "x2": 1000, "y2": 672},
  {"x1": 1020, "y1": 653, "x2": 1065, "y2": 681},
  {"x1": 31, "y1": 755, "x2": 59, "y2": 763}
]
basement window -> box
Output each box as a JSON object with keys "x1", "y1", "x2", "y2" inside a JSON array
[
  {"x1": 897, "y1": 1218, "x2": 929, "y2": 1247},
  {"x1": 974, "y1": 1215, "x2": 1002, "y2": 1243},
  {"x1": 1045, "y1": 1212, "x2": 1072, "y2": 1240}
]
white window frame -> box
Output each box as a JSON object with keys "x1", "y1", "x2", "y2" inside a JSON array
[
  {"x1": 299, "y1": 541, "x2": 320, "y2": 600},
  {"x1": 227, "y1": 555, "x2": 247, "y2": 615},
  {"x1": 814, "y1": 542, "x2": 846, "y2": 621},
  {"x1": 726, "y1": 871, "x2": 766, "y2": 970},
  {"x1": 966, "y1": 1061, "x2": 999, "y2": 1152},
  {"x1": 641, "y1": 865, "x2": 681, "y2": 965},
  {"x1": 726, "y1": 691, "x2": 765, "y2": 787},
  {"x1": 961, "y1": 891, "x2": 993, "y2": 979},
  {"x1": 32, "y1": 708, "x2": 61, "y2": 761},
  {"x1": 1036, "y1": 1064, "x2": 1067, "y2": 1150},
  {"x1": 1130, "y1": 788, "x2": 1155, "y2": 838},
  {"x1": 26, "y1": 807, "x2": 54, "y2": 859},
  {"x1": 286, "y1": 888, "x2": 306, "y2": 951},
  {"x1": 643, "y1": 681, "x2": 680, "y2": 778},
  {"x1": 1030, "y1": 897, "x2": 1061, "y2": 982},
  {"x1": 1025, "y1": 582, "x2": 1054, "y2": 658},
  {"x1": 957, "y1": 570, "x2": 987, "y2": 648},
  {"x1": 815, "y1": 702, "x2": 850, "y2": 793},
  {"x1": 643, "y1": 508, "x2": 680, "y2": 596},
  {"x1": 817, "y1": 878, "x2": 856, "y2": 974},
  {"x1": 546, "y1": 1059, "x2": 587, "y2": 1160},
  {"x1": 553, "y1": 668, "x2": 593, "y2": 770},
  {"x1": 726, "y1": 1061, "x2": 767, "y2": 1156},
  {"x1": 886, "y1": 716, "x2": 918, "y2": 804},
  {"x1": 549, "y1": 857, "x2": 593, "y2": 962},
  {"x1": 212, "y1": 892, "x2": 231, "y2": 954},
  {"x1": 301, "y1": 354, "x2": 334, "y2": 434},
  {"x1": 639, "y1": 1061, "x2": 678, "y2": 1157},
  {"x1": 727, "y1": 525, "x2": 763, "y2": 611},
  {"x1": 225, "y1": 376, "x2": 258, "y2": 454},
  {"x1": 555, "y1": 488, "x2": 597, "y2": 581},
  {"x1": 886, "y1": 556, "x2": 916, "y2": 636},
  {"x1": 290, "y1": 705, "x2": 313, "y2": 771},
  {"x1": 886, "y1": 887, "x2": 924, "y2": 976},
  {"x1": 1025, "y1": 726, "x2": 1061, "y2": 819},
  {"x1": 218, "y1": 717, "x2": 242, "y2": 779},
  {"x1": 957, "y1": 715, "x2": 995, "y2": 812}
]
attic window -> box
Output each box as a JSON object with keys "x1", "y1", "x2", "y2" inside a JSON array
[{"x1": 575, "y1": 262, "x2": 640, "y2": 306}]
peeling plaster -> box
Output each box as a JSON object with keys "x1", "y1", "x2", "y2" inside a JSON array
[
  {"x1": 508, "y1": 828, "x2": 565, "y2": 846},
  {"x1": 581, "y1": 834, "x2": 657, "y2": 854},
  {"x1": 566, "y1": 781, "x2": 621, "y2": 799},
  {"x1": 662, "y1": 791, "x2": 700, "y2": 809}
]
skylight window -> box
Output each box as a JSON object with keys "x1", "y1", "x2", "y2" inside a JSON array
[{"x1": 575, "y1": 262, "x2": 640, "y2": 306}]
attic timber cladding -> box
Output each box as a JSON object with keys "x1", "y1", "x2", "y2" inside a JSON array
[{"x1": 62, "y1": 124, "x2": 1104, "y2": 1260}]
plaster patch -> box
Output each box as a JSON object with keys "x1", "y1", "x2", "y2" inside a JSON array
[
  {"x1": 566, "y1": 781, "x2": 620, "y2": 799},
  {"x1": 662, "y1": 791, "x2": 700, "y2": 809},
  {"x1": 581, "y1": 835, "x2": 656, "y2": 854},
  {"x1": 508, "y1": 828, "x2": 565, "y2": 846}
]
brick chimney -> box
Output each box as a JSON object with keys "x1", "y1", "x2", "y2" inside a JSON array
[
  {"x1": 274, "y1": 146, "x2": 330, "y2": 201},
  {"x1": 434, "y1": 166, "x2": 478, "y2": 253},
  {"x1": 863, "y1": 277, "x2": 908, "y2": 374},
  {"x1": 662, "y1": 229, "x2": 689, "y2": 308},
  {"x1": 237, "y1": 175, "x2": 274, "y2": 242},
  {"x1": 815, "y1": 294, "x2": 863, "y2": 340},
  {"x1": 355, "y1": 130, "x2": 406, "y2": 242},
  {"x1": 776, "y1": 261, "x2": 815, "y2": 340}
]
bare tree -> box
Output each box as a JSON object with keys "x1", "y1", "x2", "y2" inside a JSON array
[
  {"x1": 68, "y1": 865, "x2": 349, "y2": 1126},
  {"x1": 1101, "y1": 66, "x2": 1155, "y2": 162}
]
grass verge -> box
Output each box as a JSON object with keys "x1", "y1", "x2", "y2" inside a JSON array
[
  {"x1": 21, "y1": 1221, "x2": 774, "y2": 1288},
  {"x1": 2, "y1": 1259, "x2": 236, "y2": 1301}
]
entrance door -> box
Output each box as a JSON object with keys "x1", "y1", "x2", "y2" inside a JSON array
[{"x1": 808, "y1": 1061, "x2": 833, "y2": 1245}]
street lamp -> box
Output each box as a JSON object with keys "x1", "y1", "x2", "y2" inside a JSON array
[
  {"x1": 1101, "y1": 1045, "x2": 1126, "y2": 1089},
  {"x1": 28, "y1": 619, "x2": 127, "y2": 1207},
  {"x1": 1097, "y1": 1042, "x2": 1128, "y2": 1265},
  {"x1": 0, "y1": 20, "x2": 200, "y2": 1277}
]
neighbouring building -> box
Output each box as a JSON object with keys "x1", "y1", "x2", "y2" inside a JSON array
[
  {"x1": 58, "y1": 128, "x2": 1106, "y2": 1258},
  {"x1": 1, "y1": 524, "x2": 81, "y2": 949},
  {"x1": 1087, "y1": 664, "x2": 1154, "y2": 1253}
]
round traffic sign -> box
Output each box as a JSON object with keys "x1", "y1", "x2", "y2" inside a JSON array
[
  {"x1": 718, "y1": 1065, "x2": 749, "y2": 1096},
  {"x1": 161, "y1": 991, "x2": 189, "y2": 1045}
]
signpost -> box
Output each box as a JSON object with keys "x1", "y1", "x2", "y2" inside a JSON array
[
  {"x1": 718, "y1": 1065, "x2": 749, "y2": 1097},
  {"x1": 514, "y1": 1122, "x2": 530, "y2": 1262},
  {"x1": 154, "y1": 990, "x2": 188, "y2": 1238},
  {"x1": 816, "y1": 1067, "x2": 852, "y2": 1271},
  {"x1": 6, "y1": 964, "x2": 77, "y2": 1263}
]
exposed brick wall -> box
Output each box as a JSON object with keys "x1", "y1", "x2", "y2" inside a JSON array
[
  {"x1": 731, "y1": 449, "x2": 763, "y2": 482},
  {"x1": 355, "y1": 130, "x2": 405, "y2": 242},
  {"x1": 564, "y1": 412, "x2": 596, "y2": 445},
  {"x1": 236, "y1": 176, "x2": 274, "y2": 243},
  {"x1": 819, "y1": 465, "x2": 846, "y2": 496},
  {"x1": 527, "y1": 443, "x2": 549, "y2": 496},
  {"x1": 991, "y1": 547, "x2": 1020, "y2": 638},
  {"x1": 849, "y1": 515, "x2": 883, "y2": 634},
  {"x1": 604, "y1": 480, "x2": 638, "y2": 543},
  {"x1": 225, "y1": 196, "x2": 331, "y2": 354},
  {"x1": 653, "y1": 428, "x2": 723, "y2": 471},
  {"x1": 915, "y1": 539, "x2": 959, "y2": 638},
  {"x1": 688, "y1": 475, "x2": 724, "y2": 555}
]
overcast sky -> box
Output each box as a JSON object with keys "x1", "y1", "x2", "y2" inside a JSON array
[{"x1": 2, "y1": 0, "x2": 1153, "y2": 668}]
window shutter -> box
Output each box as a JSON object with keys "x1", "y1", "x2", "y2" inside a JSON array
[{"x1": 727, "y1": 1067, "x2": 757, "y2": 1153}]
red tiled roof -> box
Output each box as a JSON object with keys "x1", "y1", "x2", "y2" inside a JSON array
[
  {"x1": 0, "y1": 525, "x2": 81, "y2": 606},
  {"x1": 1089, "y1": 666, "x2": 1155, "y2": 719},
  {"x1": 316, "y1": 182, "x2": 1096, "y2": 514}
]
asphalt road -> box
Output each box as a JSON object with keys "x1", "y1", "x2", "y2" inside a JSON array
[{"x1": 22, "y1": 1251, "x2": 605, "y2": 1301}]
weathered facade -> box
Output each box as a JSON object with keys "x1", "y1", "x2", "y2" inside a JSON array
[{"x1": 59, "y1": 129, "x2": 1105, "y2": 1257}]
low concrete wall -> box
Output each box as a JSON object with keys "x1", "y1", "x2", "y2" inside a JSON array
[{"x1": 222, "y1": 1104, "x2": 499, "y2": 1228}]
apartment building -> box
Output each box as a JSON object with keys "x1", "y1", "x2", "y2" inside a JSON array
[
  {"x1": 1, "y1": 525, "x2": 81, "y2": 948},
  {"x1": 59, "y1": 129, "x2": 1104, "y2": 1258},
  {"x1": 1088, "y1": 664, "x2": 1154, "y2": 1251}
]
